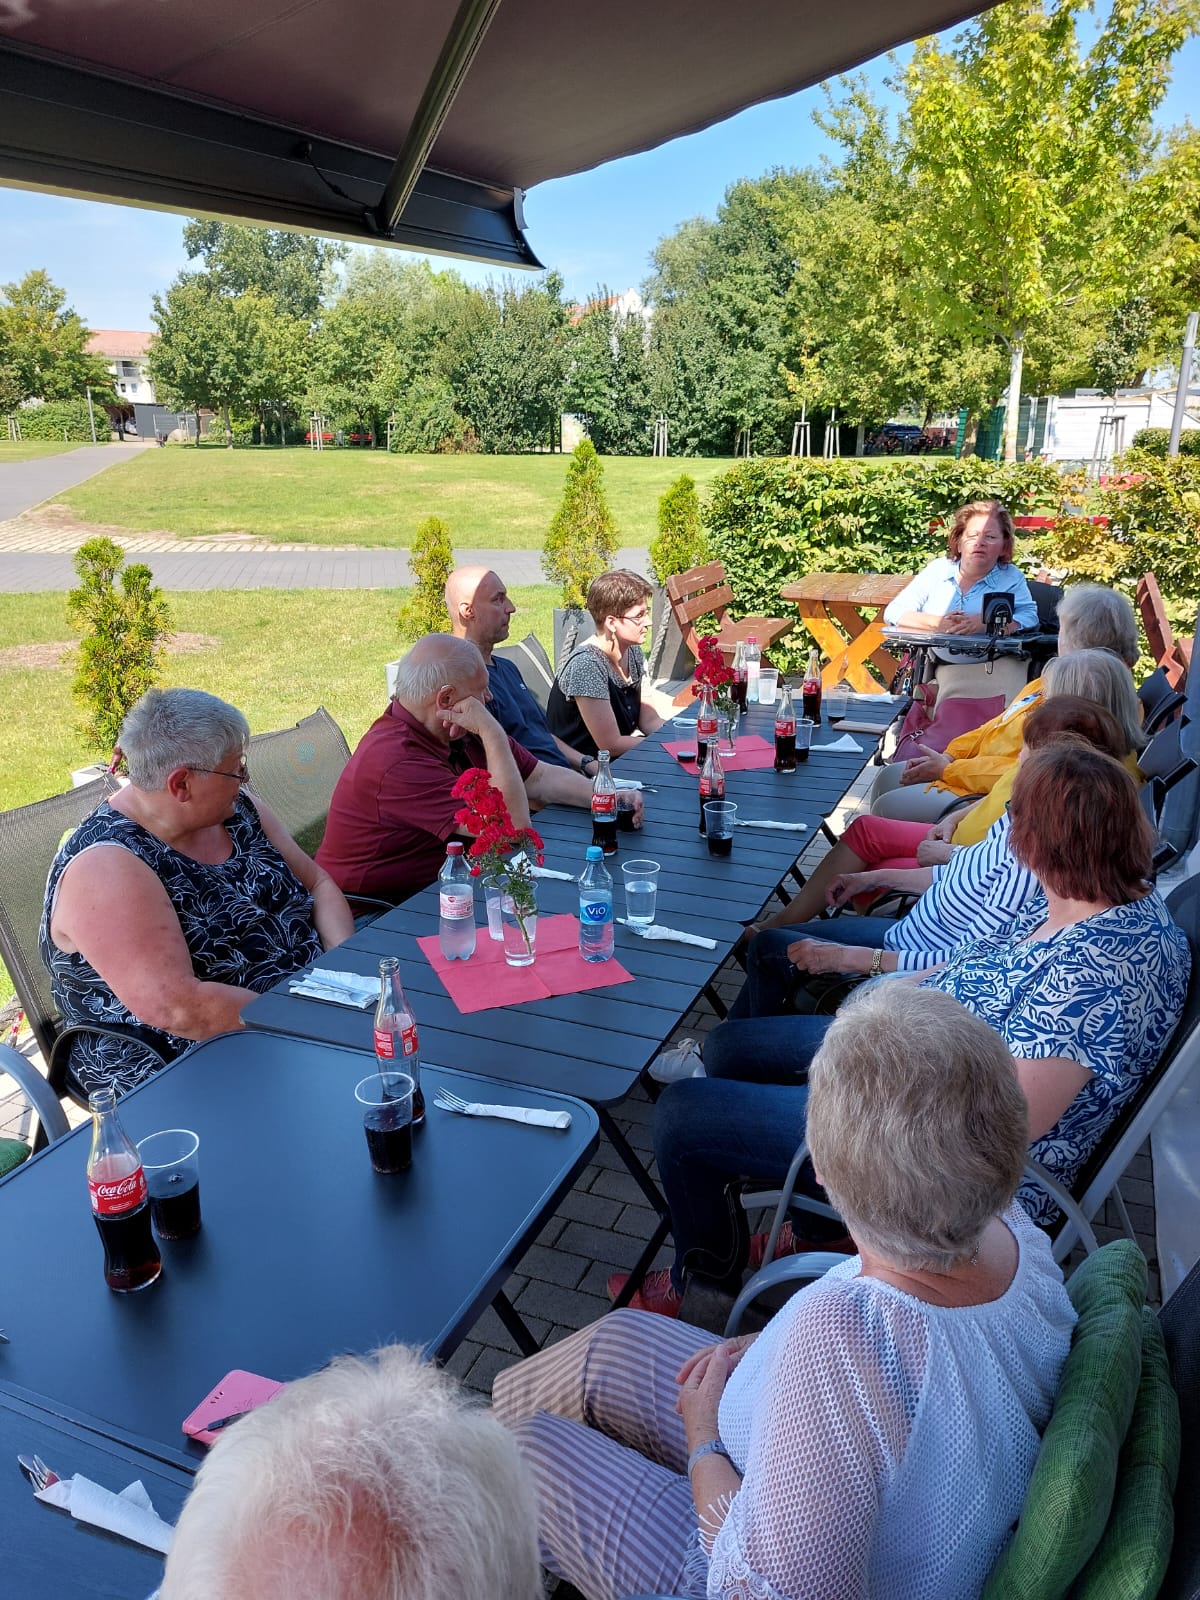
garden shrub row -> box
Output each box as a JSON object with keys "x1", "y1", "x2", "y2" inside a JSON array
[
  {"x1": 16, "y1": 399, "x2": 107, "y2": 443},
  {"x1": 1131, "y1": 428, "x2": 1200, "y2": 458}
]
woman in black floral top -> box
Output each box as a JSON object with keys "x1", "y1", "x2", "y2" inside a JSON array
[{"x1": 41, "y1": 688, "x2": 354, "y2": 1097}]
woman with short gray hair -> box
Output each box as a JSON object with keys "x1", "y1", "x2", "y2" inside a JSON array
[
  {"x1": 494, "y1": 984, "x2": 1076, "y2": 1600},
  {"x1": 42, "y1": 687, "x2": 354, "y2": 1097}
]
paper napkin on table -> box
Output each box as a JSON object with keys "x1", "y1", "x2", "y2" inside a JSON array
[
  {"x1": 288, "y1": 970, "x2": 379, "y2": 1007},
  {"x1": 620, "y1": 922, "x2": 718, "y2": 949},
  {"x1": 36, "y1": 1475, "x2": 174, "y2": 1555},
  {"x1": 510, "y1": 850, "x2": 575, "y2": 882},
  {"x1": 613, "y1": 777, "x2": 642, "y2": 790},
  {"x1": 811, "y1": 734, "x2": 865, "y2": 753},
  {"x1": 447, "y1": 1101, "x2": 571, "y2": 1130},
  {"x1": 734, "y1": 818, "x2": 808, "y2": 831}
]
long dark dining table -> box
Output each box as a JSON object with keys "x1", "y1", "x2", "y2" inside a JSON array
[
  {"x1": 0, "y1": 1031, "x2": 597, "y2": 1480},
  {"x1": 242, "y1": 700, "x2": 893, "y2": 1300}
]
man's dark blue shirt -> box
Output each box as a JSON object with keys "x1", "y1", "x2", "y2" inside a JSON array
[{"x1": 487, "y1": 655, "x2": 570, "y2": 767}]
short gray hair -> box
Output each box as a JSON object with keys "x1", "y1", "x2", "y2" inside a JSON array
[
  {"x1": 119, "y1": 688, "x2": 249, "y2": 789},
  {"x1": 392, "y1": 634, "x2": 486, "y2": 705},
  {"x1": 1057, "y1": 583, "x2": 1139, "y2": 666},
  {"x1": 806, "y1": 984, "x2": 1027, "y2": 1273},
  {"x1": 1045, "y1": 647, "x2": 1145, "y2": 751},
  {"x1": 160, "y1": 1344, "x2": 540, "y2": 1600}
]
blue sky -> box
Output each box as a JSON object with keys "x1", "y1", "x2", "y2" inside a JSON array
[{"x1": 1, "y1": 27, "x2": 1196, "y2": 331}]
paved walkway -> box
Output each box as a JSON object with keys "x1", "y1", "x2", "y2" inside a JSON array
[{"x1": 0, "y1": 442, "x2": 149, "y2": 521}]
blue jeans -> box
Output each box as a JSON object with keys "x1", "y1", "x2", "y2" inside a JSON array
[{"x1": 653, "y1": 1076, "x2": 815, "y2": 1292}]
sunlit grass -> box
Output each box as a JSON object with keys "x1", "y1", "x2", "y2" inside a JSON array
[{"x1": 0, "y1": 441, "x2": 90, "y2": 464}]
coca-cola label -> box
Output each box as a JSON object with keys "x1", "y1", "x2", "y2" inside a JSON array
[
  {"x1": 776, "y1": 718, "x2": 796, "y2": 736},
  {"x1": 439, "y1": 891, "x2": 473, "y2": 919},
  {"x1": 89, "y1": 1167, "x2": 147, "y2": 1216},
  {"x1": 375, "y1": 1023, "x2": 419, "y2": 1059},
  {"x1": 591, "y1": 793, "x2": 617, "y2": 817},
  {"x1": 700, "y1": 776, "x2": 725, "y2": 800},
  {"x1": 697, "y1": 715, "x2": 718, "y2": 737}
]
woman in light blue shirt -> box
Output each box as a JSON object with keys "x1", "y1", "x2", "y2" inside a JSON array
[{"x1": 883, "y1": 500, "x2": 1037, "y2": 636}]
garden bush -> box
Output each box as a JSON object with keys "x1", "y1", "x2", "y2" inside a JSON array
[
  {"x1": 543, "y1": 440, "x2": 618, "y2": 611},
  {"x1": 1131, "y1": 428, "x2": 1200, "y2": 458},
  {"x1": 650, "y1": 474, "x2": 710, "y2": 584},
  {"x1": 66, "y1": 538, "x2": 172, "y2": 753},
  {"x1": 397, "y1": 516, "x2": 455, "y2": 641},
  {"x1": 703, "y1": 457, "x2": 1064, "y2": 667},
  {"x1": 16, "y1": 399, "x2": 107, "y2": 443}
]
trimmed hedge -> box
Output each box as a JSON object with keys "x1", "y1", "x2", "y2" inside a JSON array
[
  {"x1": 16, "y1": 399, "x2": 108, "y2": 443},
  {"x1": 1131, "y1": 428, "x2": 1200, "y2": 458}
]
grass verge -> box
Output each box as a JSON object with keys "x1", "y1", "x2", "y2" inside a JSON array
[{"x1": 0, "y1": 441, "x2": 90, "y2": 464}]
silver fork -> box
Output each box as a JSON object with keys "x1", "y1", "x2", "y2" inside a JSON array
[
  {"x1": 18, "y1": 1453, "x2": 58, "y2": 1490},
  {"x1": 434, "y1": 1088, "x2": 473, "y2": 1114}
]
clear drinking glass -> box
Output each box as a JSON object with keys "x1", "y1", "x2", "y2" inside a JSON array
[
  {"x1": 621, "y1": 859, "x2": 661, "y2": 925},
  {"x1": 826, "y1": 682, "x2": 850, "y2": 722},
  {"x1": 137, "y1": 1128, "x2": 201, "y2": 1239},
  {"x1": 758, "y1": 669, "x2": 780, "y2": 706},
  {"x1": 355, "y1": 1072, "x2": 415, "y2": 1173},
  {"x1": 703, "y1": 801, "x2": 737, "y2": 856},
  {"x1": 482, "y1": 876, "x2": 505, "y2": 940}
]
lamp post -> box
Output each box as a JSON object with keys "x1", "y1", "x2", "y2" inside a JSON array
[{"x1": 1168, "y1": 313, "x2": 1197, "y2": 458}]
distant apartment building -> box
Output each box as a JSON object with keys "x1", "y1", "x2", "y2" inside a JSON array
[{"x1": 84, "y1": 330, "x2": 190, "y2": 438}]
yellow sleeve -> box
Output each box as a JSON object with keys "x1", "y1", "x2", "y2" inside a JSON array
[
  {"x1": 952, "y1": 768, "x2": 1016, "y2": 845},
  {"x1": 937, "y1": 681, "x2": 1043, "y2": 798}
]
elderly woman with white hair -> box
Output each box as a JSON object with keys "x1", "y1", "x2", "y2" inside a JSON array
[
  {"x1": 41, "y1": 687, "x2": 354, "y2": 1098},
  {"x1": 494, "y1": 985, "x2": 1076, "y2": 1600}
]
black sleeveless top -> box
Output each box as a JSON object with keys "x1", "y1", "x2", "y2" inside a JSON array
[
  {"x1": 40, "y1": 794, "x2": 322, "y2": 1096},
  {"x1": 546, "y1": 642, "x2": 644, "y2": 758}
]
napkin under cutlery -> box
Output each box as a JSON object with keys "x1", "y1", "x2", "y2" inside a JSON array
[
  {"x1": 617, "y1": 920, "x2": 718, "y2": 949},
  {"x1": 811, "y1": 734, "x2": 865, "y2": 752},
  {"x1": 288, "y1": 970, "x2": 379, "y2": 1008},
  {"x1": 734, "y1": 818, "x2": 808, "y2": 832},
  {"x1": 510, "y1": 850, "x2": 575, "y2": 881},
  {"x1": 36, "y1": 1474, "x2": 174, "y2": 1555},
  {"x1": 435, "y1": 1097, "x2": 571, "y2": 1130}
]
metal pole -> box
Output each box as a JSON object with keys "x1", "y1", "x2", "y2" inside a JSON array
[
  {"x1": 85, "y1": 386, "x2": 97, "y2": 444},
  {"x1": 1168, "y1": 312, "x2": 1198, "y2": 457}
]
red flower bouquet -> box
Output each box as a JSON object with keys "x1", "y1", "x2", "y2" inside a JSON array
[
  {"x1": 451, "y1": 768, "x2": 544, "y2": 959},
  {"x1": 692, "y1": 633, "x2": 734, "y2": 693}
]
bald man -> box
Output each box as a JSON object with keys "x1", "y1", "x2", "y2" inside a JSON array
[
  {"x1": 317, "y1": 634, "x2": 595, "y2": 903},
  {"x1": 446, "y1": 566, "x2": 599, "y2": 778}
]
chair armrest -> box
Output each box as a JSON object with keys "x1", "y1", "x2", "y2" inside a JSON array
[
  {"x1": 725, "y1": 1251, "x2": 852, "y2": 1336},
  {"x1": 47, "y1": 1025, "x2": 172, "y2": 1108},
  {"x1": 0, "y1": 1043, "x2": 69, "y2": 1144},
  {"x1": 346, "y1": 894, "x2": 394, "y2": 926},
  {"x1": 1024, "y1": 1158, "x2": 1099, "y2": 1262}
]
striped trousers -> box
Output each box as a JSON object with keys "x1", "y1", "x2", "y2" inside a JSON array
[{"x1": 492, "y1": 1309, "x2": 716, "y2": 1600}]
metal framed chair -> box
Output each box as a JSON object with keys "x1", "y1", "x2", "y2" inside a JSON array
[
  {"x1": 0, "y1": 1041, "x2": 70, "y2": 1162},
  {"x1": 493, "y1": 633, "x2": 555, "y2": 713},
  {"x1": 245, "y1": 707, "x2": 353, "y2": 857},
  {"x1": 1139, "y1": 666, "x2": 1186, "y2": 739}
]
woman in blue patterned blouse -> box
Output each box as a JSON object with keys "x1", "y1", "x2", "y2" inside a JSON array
[{"x1": 41, "y1": 688, "x2": 355, "y2": 1097}]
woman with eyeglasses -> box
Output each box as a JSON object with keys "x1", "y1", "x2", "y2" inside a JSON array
[
  {"x1": 41, "y1": 688, "x2": 354, "y2": 1098},
  {"x1": 546, "y1": 570, "x2": 665, "y2": 759}
]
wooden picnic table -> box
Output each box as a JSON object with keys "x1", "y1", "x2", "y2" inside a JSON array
[{"x1": 780, "y1": 572, "x2": 911, "y2": 692}]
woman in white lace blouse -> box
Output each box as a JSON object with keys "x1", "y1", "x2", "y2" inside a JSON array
[{"x1": 493, "y1": 984, "x2": 1076, "y2": 1600}]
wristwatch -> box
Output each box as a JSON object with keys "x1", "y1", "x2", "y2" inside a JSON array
[
  {"x1": 579, "y1": 756, "x2": 596, "y2": 778},
  {"x1": 688, "y1": 1438, "x2": 734, "y2": 1475},
  {"x1": 869, "y1": 948, "x2": 884, "y2": 977}
]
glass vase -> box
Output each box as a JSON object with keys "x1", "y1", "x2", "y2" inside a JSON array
[
  {"x1": 482, "y1": 876, "x2": 505, "y2": 941},
  {"x1": 501, "y1": 884, "x2": 538, "y2": 966}
]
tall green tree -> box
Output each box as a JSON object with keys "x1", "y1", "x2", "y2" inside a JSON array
[
  {"x1": 0, "y1": 270, "x2": 111, "y2": 409},
  {"x1": 148, "y1": 279, "x2": 279, "y2": 445},
  {"x1": 565, "y1": 293, "x2": 652, "y2": 454},
  {"x1": 902, "y1": 0, "x2": 1198, "y2": 459},
  {"x1": 181, "y1": 220, "x2": 346, "y2": 325}
]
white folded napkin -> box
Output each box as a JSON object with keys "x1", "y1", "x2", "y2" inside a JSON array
[
  {"x1": 620, "y1": 922, "x2": 718, "y2": 949},
  {"x1": 734, "y1": 818, "x2": 808, "y2": 831},
  {"x1": 613, "y1": 777, "x2": 643, "y2": 790},
  {"x1": 811, "y1": 734, "x2": 864, "y2": 752},
  {"x1": 36, "y1": 1474, "x2": 174, "y2": 1555},
  {"x1": 288, "y1": 970, "x2": 379, "y2": 1008},
  {"x1": 510, "y1": 849, "x2": 575, "y2": 881},
  {"x1": 448, "y1": 1101, "x2": 571, "y2": 1130},
  {"x1": 670, "y1": 716, "x2": 697, "y2": 726}
]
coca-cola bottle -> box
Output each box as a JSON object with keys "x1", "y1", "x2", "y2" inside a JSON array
[
  {"x1": 801, "y1": 647, "x2": 823, "y2": 726},
  {"x1": 87, "y1": 1088, "x2": 161, "y2": 1293},
  {"x1": 374, "y1": 957, "x2": 425, "y2": 1124},
  {"x1": 696, "y1": 685, "x2": 718, "y2": 768},
  {"x1": 590, "y1": 750, "x2": 619, "y2": 857},
  {"x1": 698, "y1": 739, "x2": 726, "y2": 833},
  {"x1": 774, "y1": 683, "x2": 798, "y2": 773},
  {"x1": 731, "y1": 641, "x2": 748, "y2": 715}
]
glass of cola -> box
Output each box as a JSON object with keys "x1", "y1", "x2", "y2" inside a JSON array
[
  {"x1": 137, "y1": 1128, "x2": 202, "y2": 1239},
  {"x1": 355, "y1": 1073, "x2": 415, "y2": 1174}
]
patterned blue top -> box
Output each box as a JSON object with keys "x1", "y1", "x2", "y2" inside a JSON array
[
  {"x1": 922, "y1": 892, "x2": 1190, "y2": 1224},
  {"x1": 40, "y1": 795, "x2": 322, "y2": 1097}
]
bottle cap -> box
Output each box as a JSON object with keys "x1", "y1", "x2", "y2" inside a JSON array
[
  {"x1": 446, "y1": 841, "x2": 464, "y2": 855},
  {"x1": 585, "y1": 846, "x2": 603, "y2": 860}
]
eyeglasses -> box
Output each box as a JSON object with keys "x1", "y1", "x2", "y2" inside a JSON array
[
  {"x1": 620, "y1": 610, "x2": 650, "y2": 625},
  {"x1": 191, "y1": 760, "x2": 250, "y2": 785}
]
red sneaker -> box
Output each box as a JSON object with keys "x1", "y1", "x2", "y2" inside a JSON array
[
  {"x1": 747, "y1": 1223, "x2": 855, "y2": 1271},
  {"x1": 606, "y1": 1267, "x2": 683, "y2": 1319}
]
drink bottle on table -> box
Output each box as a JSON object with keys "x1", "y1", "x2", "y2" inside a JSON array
[
  {"x1": 578, "y1": 846, "x2": 614, "y2": 962},
  {"x1": 743, "y1": 635, "x2": 761, "y2": 703},
  {"x1": 801, "y1": 647, "x2": 823, "y2": 725},
  {"x1": 731, "y1": 640, "x2": 748, "y2": 714},
  {"x1": 374, "y1": 956, "x2": 425, "y2": 1124},
  {"x1": 87, "y1": 1088, "x2": 161, "y2": 1292},
  {"x1": 698, "y1": 739, "x2": 726, "y2": 833},
  {"x1": 696, "y1": 685, "x2": 718, "y2": 768},
  {"x1": 590, "y1": 749, "x2": 619, "y2": 857},
  {"x1": 774, "y1": 683, "x2": 797, "y2": 772},
  {"x1": 437, "y1": 840, "x2": 476, "y2": 961}
]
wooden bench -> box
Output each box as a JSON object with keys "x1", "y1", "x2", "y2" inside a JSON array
[
  {"x1": 664, "y1": 560, "x2": 793, "y2": 666},
  {"x1": 1139, "y1": 572, "x2": 1189, "y2": 690}
]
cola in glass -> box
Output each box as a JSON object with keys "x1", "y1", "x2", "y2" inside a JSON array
[
  {"x1": 774, "y1": 684, "x2": 797, "y2": 773},
  {"x1": 87, "y1": 1088, "x2": 162, "y2": 1293},
  {"x1": 374, "y1": 957, "x2": 425, "y2": 1124},
  {"x1": 591, "y1": 749, "x2": 619, "y2": 857}
]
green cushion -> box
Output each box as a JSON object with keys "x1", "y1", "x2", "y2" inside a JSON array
[
  {"x1": 0, "y1": 1137, "x2": 31, "y2": 1177},
  {"x1": 983, "y1": 1240, "x2": 1147, "y2": 1600},
  {"x1": 1070, "y1": 1306, "x2": 1180, "y2": 1600}
]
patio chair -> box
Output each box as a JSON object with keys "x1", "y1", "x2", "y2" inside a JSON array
[
  {"x1": 1139, "y1": 666, "x2": 1186, "y2": 739},
  {"x1": 0, "y1": 1040, "x2": 70, "y2": 1170},
  {"x1": 664, "y1": 560, "x2": 793, "y2": 681},
  {"x1": 245, "y1": 707, "x2": 352, "y2": 856},
  {"x1": 493, "y1": 633, "x2": 555, "y2": 713},
  {"x1": 1160, "y1": 1253, "x2": 1200, "y2": 1599}
]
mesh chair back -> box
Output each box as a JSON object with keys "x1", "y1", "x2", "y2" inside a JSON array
[
  {"x1": 492, "y1": 633, "x2": 555, "y2": 713},
  {"x1": 245, "y1": 708, "x2": 352, "y2": 857},
  {"x1": 0, "y1": 776, "x2": 115, "y2": 1061}
]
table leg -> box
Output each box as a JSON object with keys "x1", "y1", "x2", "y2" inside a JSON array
[
  {"x1": 823, "y1": 604, "x2": 902, "y2": 691},
  {"x1": 795, "y1": 603, "x2": 860, "y2": 684},
  {"x1": 491, "y1": 1288, "x2": 542, "y2": 1357},
  {"x1": 598, "y1": 1107, "x2": 668, "y2": 1218},
  {"x1": 608, "y1": 1217, "x2": 673, "y2": 1311}
]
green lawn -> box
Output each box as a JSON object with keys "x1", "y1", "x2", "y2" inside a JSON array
[
  {"x1": 56, "y1": 449, "x2": 736, "y2": 548},
  {"x1": 0, "y1": 586, "x2": 558, "y2": 812},
  {"x1": 0, "y1": 441, "x2": 91, "y2": 464}
]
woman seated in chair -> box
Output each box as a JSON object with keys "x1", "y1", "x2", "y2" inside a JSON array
[
  {"x1": 494, "y1": 985, "x2": 1076, "y2": 1600},
  {"x1": 545, "y1": 570, "x2": 664, "y2": 759},
  {"x1": 883, "y1": 498, "x2": 1036, "y2": 640},
  {"x1": 41, "y1": 688, "x2": 354, "y2": 1098}
]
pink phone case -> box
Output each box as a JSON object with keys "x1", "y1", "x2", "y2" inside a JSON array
[{"x1": 181, "y1": 1369, "x2": 285, "y2": 1444}]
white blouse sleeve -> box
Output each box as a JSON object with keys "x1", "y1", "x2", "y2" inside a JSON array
[{"x1": 707, "y1": 1287, "x2": 924, "y2": 1600}]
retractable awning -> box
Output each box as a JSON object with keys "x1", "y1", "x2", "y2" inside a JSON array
[{"x1": 0, "y1": 0, "x2": 990, "y2": 268}]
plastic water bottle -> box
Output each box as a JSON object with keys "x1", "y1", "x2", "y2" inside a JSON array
[
  {"x1": 744, "y1": 635, "x2": 761, "y2": 703},
  {"x1": 437, "y1": 842, "x2": 476, "y2": 961},
  {"x1": 578, "y1": 845, "x2": 614, "y2": 962}
]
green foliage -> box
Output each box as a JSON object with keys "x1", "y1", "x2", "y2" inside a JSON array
[
  {"x1": 564, "y1": 294, "x2": 652, "y2": 454},
  {"x1": 396, "y1": 517, "x2": 455, "y2": 641},
  {"x1": 16, "y1": 399, "x2": 105, "y2": 443},
  {"x1": 1131, "y1": 428, "x2": 1200, "y2": 458},
  {"x1": 181, "y1": 220, "x2": 345, "y2": 325},
  {"x1": 704, "y1": 457, "x2": 1063, "y2": 668},
  {"x1": 66, "y1": 538, "x2": 173, "y2": 752},
  {"x1": 543, "y1": 441, "x2": 618, "y2": 609},
  {"x1": 1094, "y1": 450, "x2": 1200, "y2": 602},
  {"x1": 0, "y1": 270, "x2": 112, "y2": 411},
  {"x1": 1089, "y1": 297, "x2": 1153, "y2": 395},
  {"x1": 650, "y1": 474, "x2": 709, "y2": 582},
  {"x1": 387, "y1": 376, "x2": 474, "y2": 454}
]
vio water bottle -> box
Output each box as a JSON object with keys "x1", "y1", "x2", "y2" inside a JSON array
[{"x1": 578, "y1": 845, "x2": 614, "y2": 963}]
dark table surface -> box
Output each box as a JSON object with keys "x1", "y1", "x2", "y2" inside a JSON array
[
  {"x1": 0, "y1": 1388, "x2": 190, "y2": 1600},
  {"x1": 242, "y1": 704, "x2": 890, "y2": 1106},
  {"x1": 0, "y1": 1032, "x2": 596, "y2": 1472}
]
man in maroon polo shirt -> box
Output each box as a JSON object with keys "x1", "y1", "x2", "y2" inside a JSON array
[{"x1": 317, "y1": 634, "x2": 597, "y2": 903}]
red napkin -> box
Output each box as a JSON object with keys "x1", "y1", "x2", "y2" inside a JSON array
[
  {"x1": 417, "y1": 914, "x2": 633, "y2": 1014},
  {"x1": 663, "y1": 733, "x2": 777, "y2": 772}
]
